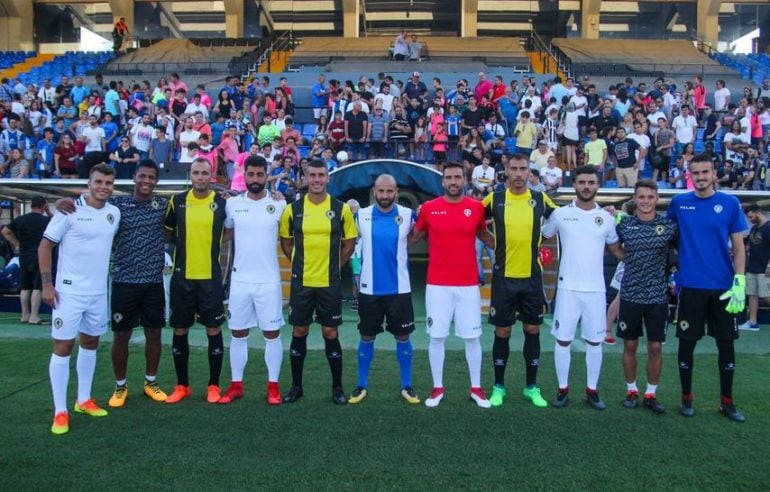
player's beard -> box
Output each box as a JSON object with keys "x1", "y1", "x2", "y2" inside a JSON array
[
  {"x1": 376, "y1": 197, "x2": 394, "y2": 209},
  {"x1": 576, "y1": 187, "x2": 597, "y2": 203},
  {"x1": 247, "y1": 181, "x2": 266, "y2": 195}
]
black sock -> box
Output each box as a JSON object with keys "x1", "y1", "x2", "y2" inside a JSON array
[
  {"x1": 324, "y1": 337, "x2": 343, "y2": 388},
  {"x1": 678, "y1": 338, "x2": 697, "y2": 397},
  {"x1": 716, "y1": 338, "x2": 736, "y2": 402},
  {"x1": 492, "y1": 334, "x2": 510, "y2": 386},
  {"x1": 289, "y1": 335, "x2": 308, "y2": 388},
  {"x1": 172, "y1": 333, "x2": 190, "y2": 386},
  {"x1": 207, "y1": 332, "x2": 224, "y2": 386},
  {"x1": 523, "y1": 331, "x2": 541, "y2": 387}
]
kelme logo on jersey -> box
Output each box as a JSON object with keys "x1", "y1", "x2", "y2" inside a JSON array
[
  {"x1": 679, "y1": 320, "x2": 690, "y2": 331},
  {"x1": 151, "y1": 199, "x2": 160, "y2": 210},
  {"x1": 427, "y1": 317, "x2": 433, "y2": 327},
  {"x1": 619, "y1": 321, "x2": 627, "y2": 331},
  {"x1": 113, "y1": 312, "x2": 123, "y2": 323},
  {"x1": 655, "y1": 225, "x2": 665, "y2": 235},
  {"x1": 713, "y1": 204, "x2": 723, "y2": 214},
  {"x1": 326, "y1": 210, "x2": 336, "y2": 220},
  {"x1": 463, "y1": 208, "x2": 471, "y2": 217},
  {"x1": 54, "y1": 318, "x2": 63, "y2": 329},
  {"x1": 209, "y1": 202, "x2": 219, "y2": 212},
  {"x1": 489, "y1": 307, "x2": 496, "y2": 317},
  {"x1": 395, "y1": 215, "x2": 403, "y2": 225},
  {"x1": 266, "y1": 204, "x2": 276, "y2": 214},
  {"x1": 106, "y1": 213, "x2": 115, "y2": 224},
  {"x1": 528, "y1": 199, "x2": 537, "y2": 208},
  {"x1": 594, "y1": 216, "x2": 604, "y2": 226}
]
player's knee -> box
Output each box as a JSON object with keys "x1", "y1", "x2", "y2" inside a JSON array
[
  {"x1": 495, "y1": 326, "x2": 512, "y2": 338},
  {"x1": 143, "y1": 327, "x2": 161, "y2": 342},
  {"x1": 79, "y1": 334, "x2": 99, "y2": 350},
  {"x1": 585, "y1": 340, "x2": 600, "y2": 347},
  {"x1": 321, "y1": 326, "x2": 338, "y2": 339},
  {"x1": 263, "y1": 329, "x2": 280, "y2": 340},
  {"x1": 362, "y1": 335, "x2": 376, "y2": 342},
  {"x1": 394, "y1": 334, "x2": 409, "y2": 342},
  {"x1": 556, "y1": 339, "x2": 571, "y2": 348},
  {"x1": 53, "y1": 339, "x2": 75, "y2": 356},
  {"x1": 292, "y1": 326, "x2": 309, "y2": 338},
  {"x1": 173, "y1": 327, "x2": 189, "y2": 336},
  {"x1": 205, "y1": 327, "x2": 221, "y2": 336},
  {"x1": 623, "y1": 339, "x2": 639, "y2": 352},
  {"x1": 231, "y1": 329, "x2": 250, "y2": 338},
  {"x1": 113, "y1": 330, "x2": 133, "y2": 344},
  {"x1": 647, "y1": 342, "x2": 662, "y2": 357},
  {"x1": 522, "y1": 324, "x2": 540, "y2": 335}
]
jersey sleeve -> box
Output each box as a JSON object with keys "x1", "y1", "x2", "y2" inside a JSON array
[
  {"x1": 224, "y1": 199, "x2": 234, "y2": 229},
  {"x1": 481, "y1": 193, "x2": 494, "y2": 218},
  {"x1": 42, "y1": 211, "x2": 70, "y2": 244},
  {"x1": 666, "y1": 197, "x2": 677, "y2": 222},
  {"x1": 474, "y1": 201, "x2": 486, "y2": 231},
  {"x1": 415, "y1": 202, "x2": 429, "y2": 232},
  {"x1": 728, "y1": 196, "x2": 748, "y2": 234},
  {"x1": 542, "y1": 193, "x2": 558, "y2": 219},
  {"x1": 279, "y1": 202, "x2": 294, "y2": 239},
  {"x1": 605, "y1": 214, "x2": 620, "y2": 245},
  {"x1": 340, "y1": 204, "x2": 358, "y2": 240},
  {"x1": 163, "y1": 196, "x2": 177, "y2": 232},
  {"x1": 541, "y1": 208, "x2": 558, "y2": 239}
]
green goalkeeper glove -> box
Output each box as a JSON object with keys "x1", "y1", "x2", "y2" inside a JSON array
[{"x1": 719, "y1": 274, "x2": 746, "y2": 314}]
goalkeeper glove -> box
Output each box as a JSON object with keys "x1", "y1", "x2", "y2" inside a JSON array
[{"x1": 719, "y1": 274, "x2": 746, "y2": 314}]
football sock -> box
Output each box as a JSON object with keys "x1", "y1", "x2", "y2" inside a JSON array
[
  {"x1": 289, "y1": 335, "x2": 307, "y2": 387},
  {"x1": 627, "y1": 381, "x2": 639, "y2": 392},
  {"x1": 145, "y1": 374, "x2": 156, "y2": 383},
  {"x1": 464, "y1": 337, "x2": 482, "y2": 388},
  {"x1": 523, "y1": 331, "x2": 541, "y2": 387},
  {"x1": 49, "y1": 354, "x2": 70, "y2": 414},
  {"x1": 116, "y1": 378, "x2": 127, "y2": 387},
  {"x1": 585, "y1": 342, "x2": 602, "y2": 391},
  {"x1": 324, "y1": 337, "x2": 343, "y2": 388},
  {"x1": 645, "y1": 383, "x2": 657, "y2": 396},
  {"x1": 229, "y1": 335, "x2": 249, "y2": 383},
  {"x1": 76, "y1": 347, "x2": 97, "y2": 403},
  {"x1": 172, "y1": 333, "x2": 190, "y2": 386},
  {"x1": 716, "y1": 338, "x2": 735, "y2": 401},
  {"x1": 263, "y1": 336, "x2": 283, "y2": 383},
  {"x1": 492, "y1": 334, "x2": 510, "y2": 386},
  {"x1": 207, "y1": 332, "x2": 224, "y2": 386},
  {"x1": 396, "y1": 339, "x2": 413, "y2": 389},
  {"x1": 677, "y1": 338, "x2": 696, "y2": 396},
  {"x1": 356, "y1": 339, "x2": 375, "y2": 389},
  {"x1": 554, "y1": 342, "x2": 571, "y2": 389},
  {"x1": 428, "y1": 337, "x2": 446, "y2": 388}
]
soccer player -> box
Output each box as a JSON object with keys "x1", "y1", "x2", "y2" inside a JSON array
[
  {"x1": 615, "y1": 180, "x2": 677, "y2": 414},
  {"x1": 38, "y1": 164, "x2": 121, "y2": 435},
  {"x1": 667, "y1": 154, "x2": 748, "y2": 422},
  {"x1": 542, "y1": 165, "x2": 623, "y2": 410},
  {"x1": 348, "y1": 174, "x2": 419, "y2": 405},
  {"x1": 410, "y1": 162, "x2": 494, "y2": 408},
  {"x1": 739, "y1": 204, "x2": 770, "y2": 332},
  {"x1": 482, "y1": 153, "x2": 556, "y2": 408},
  {"x1": 219, "y1": 156, "x2": 287, "y2": 405},
  {"x1": 279, "y1": 159, "x2": 357, "y2": 405},
  {"x1": 1, "y1": 195, "x2": 51, "y2": 324},
  {"x1": 164, "y1": 158, "x2": 228, "y2": 404}
]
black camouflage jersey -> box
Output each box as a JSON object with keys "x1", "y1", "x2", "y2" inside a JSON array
[
  {"x1": 616, "y1": 213, "x2": 678, "y2": 304},
  {"x1": 109, "y1": 195, "x2": 168, "y2": 284}
]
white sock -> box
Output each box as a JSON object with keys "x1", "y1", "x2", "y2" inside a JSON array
[
  {"x1": 646, "y1": 383, "x2": 658, "y2": 396},
  {"x1": 116, "y1": 378, "x2": 127, "y2": 387},
  {"x1": 585, "y1": 342, "x2": 603, "y2": 391},
  {"x1": 229, "y1": 336, "x2": 249, "y2": 383},
  {"x1": 76, "y1": 347, "x2": 97, "y2": 403},
  {"x1": 626, "y1": 381, "x2": 638, "y2": 392},
  {"x1": 428, "y1": 337, "x2": 446, "y2": 388},
  {"x1": 464, "y1": 337, "x2": 482, "y2": 388},
  {"x1": 554, "y1": 342, "x2": 571, "y2": 389},
  {"x1": 49, "y1": 354, "x2": 70, "y2": 414},
  {"x1": 145, "y1": 374, "x2": 156, "y2": 383},
  {"x1": 264, "y1": 336, "x2": 283, "y2": 383}
]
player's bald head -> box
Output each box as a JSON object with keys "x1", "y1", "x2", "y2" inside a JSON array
[{"x1": 374, "y1": 174, "x2": 397, "y2": 188}]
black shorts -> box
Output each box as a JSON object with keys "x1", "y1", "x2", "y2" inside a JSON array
[
  {"x1": 489, "y1": 274, "x2": 545, "y2": 327},
  {"x1": 357, "y1": 293, "x2": 415, "y2": 337},
  {"x1": 111, "y1": 282, "x2": 165, "y2": 331},
  {"x1": 433, "y1": 151, "x2": 447, "y2": 162},
  {"x1": 560, "y1": 136, "x2": 579, "y2": 147},
  {"x1": 288, "y1": 281, "x2": 342, "y2": 327},
  {"x1": 169, "y1": 276, "x2": 225, "y2": 329},
  {"x1": 19, "y1": 256, "x2": 41, "y2": 291},
  {"x1": 675, "y1": 287, "x2": 738, "y2": 341},
  {"x1": 617, "y1": 300, "x2": 668, "y2": 342}
]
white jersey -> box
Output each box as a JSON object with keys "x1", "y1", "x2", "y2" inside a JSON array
[
  {"x1": 82, "y1": 126, "x2": 105, "y2": 152},
  {"x1": 43, "y1": 202, "x2": 121, "y2": 295},
  {"x1": 225, "y1": 193, "x2": 286, "y2": 283},
  {"x1": 356, "y1": 204, "x2": 415, "y2": 296},
  {"x1": 541, "y1": 201, "x2": 618, "y2": 293}
]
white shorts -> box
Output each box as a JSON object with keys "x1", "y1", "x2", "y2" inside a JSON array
[
  {"x1": 425, "y1": 284, "x2": 482, "y2": 339},
  {"x1": 313, "y1": 108, "x2": 328, "y2": 120},
  {"x1": 550, "y1": 289, "x2": 606, "y2": 343},
  {"x1": 610, "y1": 262, "x2": 625, "y2": 291},
  {"x1": 227, "y1": 280, "x2": 284, "y2": 331},
  {"x1": 51, "y1": 292, "x2": 109, "y2": 341}
]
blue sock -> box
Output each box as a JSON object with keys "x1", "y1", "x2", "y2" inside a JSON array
[
  {"x1": 396, "y1": 339, "x2": 413, "y2": 389},
  {"x1": 357, "y1": 339, "x2": 375, "y2": 388}
]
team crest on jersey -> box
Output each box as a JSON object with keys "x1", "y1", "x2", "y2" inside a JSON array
[
  {"x1": 266, "y1": 204, "x2": 276, "y2": 214},
  {"x1": 151, "y1": 199, "x2": 160, "y2": 210},
  {"x1": 594, "y1": 216, "x2": 604, "y2": 226},
  {"x1": 113, "y1": 312, "x2": 123, "y2": 323},
  {"x1": 209, "y1": 202, "x2": 219, "y2": 212},
  {"x1": 463, "y1": 208, "x2": 472, "y2": 217},
  {"x1": 54, "y1": 318, "x2": 63, "y2": 329},
  {"x1": 427, "y1": 317, "x2": 433, "y2": 327},
  {"x1": 489, "y1": 307, "x2": 496, "y2": 317},
  {"x1": 679, "y1": 320, "x2": 690, "y2": 331},
  {"x1": 395, "y1": 215, "x2": 403, "y2": 225},
  {"x1": 713, "y1": 204, "x2": 723, "y2": 214},
  {"x1": 106, "y1": 213, "x2": 115, "y2": 224},
  {"x1": 655, "y1": 225, "x2": 665, "y2": 236},
  {"x1": 528, "y1": 199, "x2": 537, "y2": 208},
  {"x1": 326, "y1": 210, "x2": 336, "y2": 220},
  {"x1": 619, "y1": 321, "x2": 627, "y2": 331}
]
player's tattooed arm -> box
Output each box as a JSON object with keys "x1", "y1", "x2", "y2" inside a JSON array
[{"x1": 38, "y1": 239, "x2": 58, "y2": 308}]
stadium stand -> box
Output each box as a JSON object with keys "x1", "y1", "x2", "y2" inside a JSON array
[
  {"x1": 713, "y1": 52, "x2": 770, "y2": 85},
  {"x1": 14, "y1": 51, "x2": 115, "y2": 87}
]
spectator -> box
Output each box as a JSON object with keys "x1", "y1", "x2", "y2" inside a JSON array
[
  {"x1": 344, "y1": 101, "x2": 368, "y2": 161},
  {"x1": 129, "y1": 114, "x2": 154, "y2": 159},
  {"x1": 311, "y1": 74, "x2": 328, "y2": 123},
  {"x1": 4, "y1": 148, "x2": 29, "y2": 178},
  {"x1": 530, "y1": 140, "x2": 555, "y2": 169},
  {"x1": 541, "y1": 155, "x2": 563, "y2": 193},
  {"x1": 112, "y1": 16, "x2": 129, "y2": 52},
  {"x1": 35, "y1": 127, "x2": 56, "y2": 178},
  {"x1": 528, "y1": 168, "x2": 546, "y2": 192},
  {"x1": 149, "y1": 126, "x2": 173, "y2": 169},
  {"x1": 110, "y1": 135, "x2": 140, "y2": 179},
  {"x1": 403, "y1": 72, "x2": 428, "y2": 103},
  {"x1": 217, "y1": 125, "x2": 240, "y2": 180},
  {"x1": 53, "y1": 133, "x2": 80, "y2": 178},
  {"x1": 393, "y1": 31, "x2": 410, "y2": 61},
  {"x1": 612, "y1": 127, "x2": 643, "y2": 188},
  {"x1": 652, "y1": 117, "x2": 675, "y2": 182},
  {"x1": 714, "y1": 80, "x2": 731, "y2": 112},
  {"x1": 471, "y1": 154, "x2": 495, "y2": 195},
  {"x1": 513, "y1": 111, "x2": 537, "y2": 156},
  {"x1": 368, "y1": 105, "x2": 389, "y2": 159},
  {"x1": 672, "y1": 105, "x2": 697, "y2": 155},
  {"x1": 560, "y1": 102, "x2": 580, "y2": 170},
  {"x1": 408, "y1": 34, "x2": 422, "y2": 61}
]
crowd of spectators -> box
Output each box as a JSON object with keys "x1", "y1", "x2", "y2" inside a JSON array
[{"x1": 1, "y1": 68, "x2": 769, "y2": 198}]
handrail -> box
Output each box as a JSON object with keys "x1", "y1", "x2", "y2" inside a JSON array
[{"x1": 530, "y1": 26, "x2": 570, "y2": 77}]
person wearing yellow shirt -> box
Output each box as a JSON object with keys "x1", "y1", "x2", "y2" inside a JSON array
[{"x1": 513, "y1": 111, "x2": 538, "y2": 156}]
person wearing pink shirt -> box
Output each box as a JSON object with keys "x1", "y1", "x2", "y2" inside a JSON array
[
  {"x1": 217, "y1": 126, "x2": 241, "y2": 180},
  {"x1": 197, "y1": 134, "x2": 219, "y2": 182},
  {"x1": 196, "y1": 85, "x2": 212, "y2": 109},
  {"x1": 231, "y1": 143, "x2": 260, "y2": 192}
]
